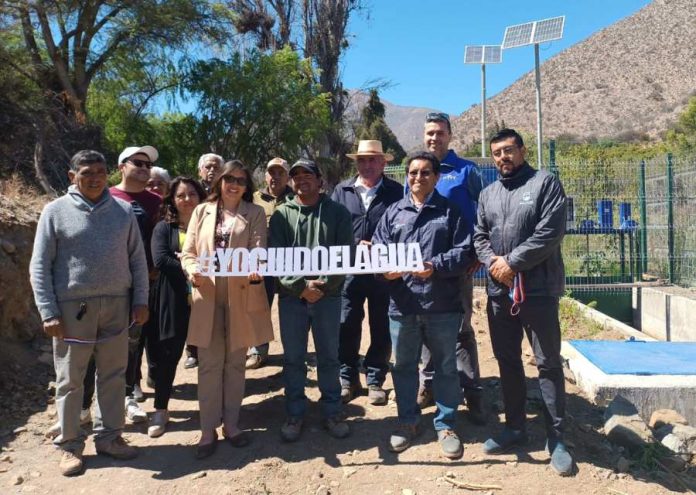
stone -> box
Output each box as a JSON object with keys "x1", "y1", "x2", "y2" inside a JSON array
[
  {"x1": 10, "y1": 475, "x2": 23, "y2": 486},
  {"x1": 191, "y1": 471, "x2": 207, "y2": 480},
  {"x1": 604, "y1": 395, "x2": 655, "y2": 450},
  {"x1": 0, "y1": 454, "x2": 11, "y2": 462},
  {"x1": 659, "y1": 454, "x2": 687, "y2": 472},
  {"x1": 12, "y1": 426, "x2": 27, "y2": 434},
  {"x1": 649, "y1": 409, "x2": 688, "y2": 430},
  {"x1": 315, "y1": 485, "x2": 329, "y2": 495},
  {"x1": 660, "y1": 425, "x2": 696, "y2": 454},
  {"x1": 1, "y1": 240, "x2": 16, "y2": 254},
  {"x1": 616, "y1": 456, "x2": 631, "y2": 473}
]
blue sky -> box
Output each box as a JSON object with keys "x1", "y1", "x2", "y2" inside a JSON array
[{"x1": 341, "y1": 0, "x2": 652, "y2": 115}]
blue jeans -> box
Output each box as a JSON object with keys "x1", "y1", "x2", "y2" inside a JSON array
[
  {"x1": 390, "y1": 312, "x2": 462, "y2": 431},
  {"x1": 279, "y1": 295, "x2": 342, "y2": 419}
]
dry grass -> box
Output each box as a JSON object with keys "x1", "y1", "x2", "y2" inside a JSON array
[{"x1": 0, "y1": 175, "x2": 50, "y2": 224}]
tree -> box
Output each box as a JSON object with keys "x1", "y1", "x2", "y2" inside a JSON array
[
  {"x1": 353, "y1": 89, "x2": 406, "y2": 164},
  {"x1": 666, "y1": 96, "x2": 696, "y2": 152},
  {"x1": 185, "y1": 47, "x2": 331, "y2": 169}
]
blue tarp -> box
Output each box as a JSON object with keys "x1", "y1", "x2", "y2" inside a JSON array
[{"x1": 569, "y1": 340, "x2": 696, "y2": 375}]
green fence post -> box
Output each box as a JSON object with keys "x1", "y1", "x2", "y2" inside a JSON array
[
  {"x1": 549, "y1": 139, "x2": 558, "y2": 177},
  {"x1": 667, "y1": 153, "x2": 675, "y2": 284},
  {"x1": 639, "y1": 159, "x2": 648, "y2": 274}
]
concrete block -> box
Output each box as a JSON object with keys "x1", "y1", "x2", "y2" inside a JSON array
[
  {"x1": 603, "y1": 395, "x2": 655, "y2": 450},
  {"x1": 640, "y1": 288, "x2": 668, "y2": 340},
  {"x1": 669, "y1": 293, "x2": 696, "y2": 341}
]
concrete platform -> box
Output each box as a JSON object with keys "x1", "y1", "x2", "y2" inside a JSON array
[{"x1": 562, "y1": 340, "x2": 696, "y2": 425}]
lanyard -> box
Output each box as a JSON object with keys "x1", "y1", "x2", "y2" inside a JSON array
[{"x1": 509, "y1": 272, "x2": 525, "y2": 316}]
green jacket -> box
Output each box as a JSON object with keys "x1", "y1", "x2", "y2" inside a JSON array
[{"x1": 269, "y1": 193, "x2": 353, "y2": 298}]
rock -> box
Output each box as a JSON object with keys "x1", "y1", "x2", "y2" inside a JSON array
[
  {"x1": 660, "y1": 425, "x2": 696, "y2": 454},
  {"x1": 315, "y1": 485, "x2": 329, "y2": 495},
  {"x1": 1, "y1": 240, "x2": 16, "y2": 254},
  {"x1": 616, "y1": 456, "x2": 631, "y2": 473},
  {"x1": 342, "y1": 467, "x2": 357, "y2": 478},
  {"x1": 659, "y1": 454, "x2": 687, "y2": 472},
  {"x1": 649, "y1": 409, "x2": 688, "y2": 430},
  {"x1": 10, "y1": 475, "x2": 23, "y2": 486},
  {"x1": 526, "y1": 387, "x2": 542, "y2": 401},
  {"x1": 191, "y1": 471, "x2": 207, "y2": 480},
  {"x1": 12, "y1": 426, "x2": 27, "y2": 434},
  {"x1": 444, "y1": 471, "x2": 456, "y2": 478},
  {"x1": 604, "y1": 395, "x2": 655, "y2": 451},
  {"x1": 0, "y1": 454, "x2": 11, "y2": 462}
]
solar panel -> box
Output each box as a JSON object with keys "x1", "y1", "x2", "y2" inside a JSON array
[
  {"x1": 502, "y1": 16, "x2": 565, "y2": 49},
  {"x1": 532, "y1": 16, "x2": 565, "y2": 44},
  {"x1": 464, "y1": 45, "x2": 502, "y2": 64},
  {"x1": 502, "y1": 21, "x2": 534, "y2": 49}
]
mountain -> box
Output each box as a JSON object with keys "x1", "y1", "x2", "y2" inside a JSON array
[
  {"x1": 450, "y1": 0, "x2": 696, "y2": 150},
  {"x1": 346, "y1": 91, "x2": 442, "y2": 151}
]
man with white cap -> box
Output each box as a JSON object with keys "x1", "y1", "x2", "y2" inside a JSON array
[
  {"x1": 110, "y1": 145, "x2": 162, "y2": 423},
  {"x1": 331, "y1": 140, "x2": 402, "y2": 405},
  {"x1": 248, "y1": 157, "x2": 294, "y2": 369}
]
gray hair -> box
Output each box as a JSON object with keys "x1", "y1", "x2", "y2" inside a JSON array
[
  {"x1": 150, "y1": 166, "x2": 171, "y2": 183},
  {"x1": 197, "y1": 153, "x2": 224, "y2": 171},
  {"x1": 70, "y1": 150, "x2": 106, "y2": 171}
]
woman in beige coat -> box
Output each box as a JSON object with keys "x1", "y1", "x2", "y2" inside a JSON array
[{"x1": 181, "y1": 160, "x2": 273, "y2": 458}]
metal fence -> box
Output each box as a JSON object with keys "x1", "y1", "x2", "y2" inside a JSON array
[{"x1": 385, "y1": 153, "x2": 696, "y2": 291}]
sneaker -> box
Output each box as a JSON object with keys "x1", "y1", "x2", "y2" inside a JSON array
[
  {"x1": 245, "y1": 354, "x2": 267, "y2": 370},
  {"x1": 464, "y1": 392, "x2": 486, "y2": 426},
  {"x1": 416, "y1": 386, "x2": 434, "y2": 408},
  {"x1": 280, "y1": 417, "x2": 303, "y2": 442},
  {"x1": 95, "y1": 436, "x2": 138, "y2": 460},
  {"x1": 59, "y1": 448, "x2": 84, "y2": 476},
  {"x1": 367, "y1": 385, "x2": 387, "y2": 406},
  {"x1": 340, "y1": 382, "x2": 361, "y2": 403},
  {"x1": 132, "y1": 384, "x2": 145, "y2": 403},
  {"x1": 125, "y1": 397, "x2": 147, "y2": 423},
  {"x1": 548, "y1": 439, "x2": 574, "y2": 476},
  {"x1": 184, "y1": 356, "x2": 198, "y2": 369},
  {"x1": 46, "y1": 409, "x2": 92, "y2": 439},
  {"x1": 147, "y1": 410, "x2": 169, "y2": 438},
  {"x1": 483, "y1": 428, "x2": 528, "y2": 455},
  {"x1": 323, "y1": 415, "x2": 350, "y2": 439},
  {"x1": 389, "y1": 423, "x2": 419, "y2": 453},
  {"x1": 437, "y1": 429, "x2": 464, "y2": 459}
]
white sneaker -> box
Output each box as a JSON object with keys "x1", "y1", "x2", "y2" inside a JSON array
[
  {"x1": 147, "y1": 410, "x2": 169, "y2": 438},
  {"x1": 125, "y1": 397, "x2": 147, "y2": 423},
  {"x1": 46, "y1": 408, "x2": 92, "y2": 439}
]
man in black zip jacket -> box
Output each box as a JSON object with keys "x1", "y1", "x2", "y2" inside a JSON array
[
  {"x1": 331, "y1": 140, "x2": 403, "y2": 405},
  {"x1": 474, "y1": 129, "x2": 573, "y2": 476}
]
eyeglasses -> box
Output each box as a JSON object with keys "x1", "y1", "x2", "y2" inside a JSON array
[
  {"x1": 491, "y1": 145, "x2": 519, "y2": 158},
  {"x1": 222, "y1": 175, "x2": 248, "y2": 186},
  {"x1": 408, "y1": 170, "x2": 434, "y2": 178},
  {"x1": 127, "y1": 159, "x2": 153, "y2": 169},
  {"x1": 425, "y1": 112, "x2": 450, "y2": 124}
]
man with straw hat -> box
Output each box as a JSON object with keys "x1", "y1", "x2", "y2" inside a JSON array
[{"x1": 331, "y1": 140, "x2": 403, "y2": 405}]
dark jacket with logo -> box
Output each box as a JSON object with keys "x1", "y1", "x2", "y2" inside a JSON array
[
  {"x1": 372, "y1": 190, "x2": 475, "y2": 316},
  {"x1": 331, "y1": 175, "x2": 404, "y2": 245},
  {"x1": 474, "y1": 163, "x2": 567, "y2": 298}
]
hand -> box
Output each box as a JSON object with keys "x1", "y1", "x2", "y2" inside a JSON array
[
  {"x1": 382, "y1": 271, "x2": 403, "y2": 281},
  {"x1": 189, "y1": 270, "x2": 204, "y2": 288},
  {"x1": 175, "y1": 251, "x2": 183, "y2": 259},
  {"x1": 248, "y1": 272, "x2": 263, "y2": 283},
  {"x1": 466, "y1": 260, "x2": 483, "y2": 276},
  {"x1": 132, "y1": 305, "x2": 149, "y2": 326},
  {"x1": 359, "y1": 240, "x2": 372, "y2": 246},
  {"x1": 43, "y1": 318, "x2": 65, "y2": 339},
  {"x1": 301, "y1": 280, "x2": 325, "y2": 303},
  {"x1": 489, "y1": 256, "x2": 515, "y2": 287},
  {"x1": 411, "y1": 261, "x2": 434, "y2": 279}
]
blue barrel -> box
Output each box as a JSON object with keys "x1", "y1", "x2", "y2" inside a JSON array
[
  {"x1": 597, "y1": 200, "x2": 613, "y2": 228},
  {"x1": 619, "y1": 202, "x2": 631, "y2": 224}
]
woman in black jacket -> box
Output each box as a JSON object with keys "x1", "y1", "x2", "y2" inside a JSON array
[{"x1": 147, "y1": 176, "x2": 207, "y2": 437}]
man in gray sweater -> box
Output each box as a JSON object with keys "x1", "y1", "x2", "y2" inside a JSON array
[{"x1": 30, "y1": 150, "x2": 149, "y2": 476}]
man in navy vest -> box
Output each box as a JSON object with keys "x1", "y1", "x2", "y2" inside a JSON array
[
  {"x1": 331, "y1": 140, "x2": 403, "y2": 405},
  {"x1": 418, "y1": 113, "x2": 485, "y2": 424}
]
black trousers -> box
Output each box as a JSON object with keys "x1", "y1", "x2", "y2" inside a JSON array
[
  {"x1": 125, "y1": 323, "x2": 148, "y2": 397},
  {"x1": 487, "y1": 295, "x2": 566, "y2": 439},
  {"x1": 146, "y1": 329, "x2": 188, "y2": 410},
  {"x1": 421, "y1": 275, "x2": 482, "y2": 395},
  {"x1": 338, "y1": 274, "x2": 391, "y2": 387}
]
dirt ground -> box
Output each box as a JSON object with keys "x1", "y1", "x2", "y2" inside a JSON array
[{"x1": 0, "y1": 295, "x2": 690, "y2": 495}]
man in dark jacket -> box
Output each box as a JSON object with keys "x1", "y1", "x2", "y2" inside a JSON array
[
  {"x1": 474, "y1": 129, "x2": 573, "y2": 476},
  {"x1": 331, "y1": 140, "x2": 403, "y2": 405},
  {"x1": 373, "y1": 151, "x2": 475, "y2": 460}
]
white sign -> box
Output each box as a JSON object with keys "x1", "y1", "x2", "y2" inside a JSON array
[{"x1": 196, "y1": 243, "x2": 424, "y2": 276}]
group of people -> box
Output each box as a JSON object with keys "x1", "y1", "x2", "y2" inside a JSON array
[{"x1": 29, "y1": 112, "x2": 573, "y2": 478}]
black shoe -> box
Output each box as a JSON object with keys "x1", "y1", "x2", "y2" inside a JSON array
[
  {"x1": 195, "y1": 439, "x2": 218, "y2": 459},
  {"x1": 483, "y1": 428, "x2": 528, "y2": 454},
  {"x1": 465, "y1": 392, "x2": 486, "y2": 425},
  {"x1": 225, "y1": 431, "x2": 250, "y2": 448},
  {"x1": 416, "y1": 386, "x2": 434, "y2": 408},
  {"x1": 184, "y1": 357, "x2": 198, "y2": 369}
]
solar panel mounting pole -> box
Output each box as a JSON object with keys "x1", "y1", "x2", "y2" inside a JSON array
[
  {"x1": 481, "y1": 63, "x2": 487, "y2": 158},
  {"x1": 534, "y1": 43, "x2": 543, "y2": 168},
  {"x1": 464, "y1": 45, "x2": 501, "y2": 159}
]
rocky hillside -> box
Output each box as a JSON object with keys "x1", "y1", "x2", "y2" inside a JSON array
[{"x1": 451, "y1": 0, "x2": 696, "y2": 149}]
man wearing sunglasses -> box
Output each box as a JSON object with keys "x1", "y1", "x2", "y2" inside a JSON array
[
  {"x1": 110, "y1": 146, "x2": 162, "y2": 423},
  {"x1": 417, "y1": 112, "x2": 486, "y2": 425}
]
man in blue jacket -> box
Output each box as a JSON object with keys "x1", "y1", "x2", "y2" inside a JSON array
[
  {"x1": 474, "y1": 129, "x2": 573, "y2": 476},
  {"x1": 331, "y1": 140, "x2": 403, "y2": 405},
  {"x1": 418, "y1": 112, "x2": 485, "y2": 425},
  {"x1": 373, "y1": 151, "x2": 475, "y2": 460}
]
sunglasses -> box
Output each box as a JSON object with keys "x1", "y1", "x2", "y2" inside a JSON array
[
  {"x1": 222, "y1": 175, "x2": 248, "y2": 186},
  {"x1": 127, "y1": 158, "x2": 153, "y2": 169},
  {"x1": 425, "y1": 112, "x2": 450, "y2": 124}
]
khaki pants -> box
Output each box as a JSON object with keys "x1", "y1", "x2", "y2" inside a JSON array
[
  {"x1": 197, "y1": 277, "x2": 247, "y2": 433},
  {"x1": 53, "y1": 296, "x2": 129, "y2": 451}
]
